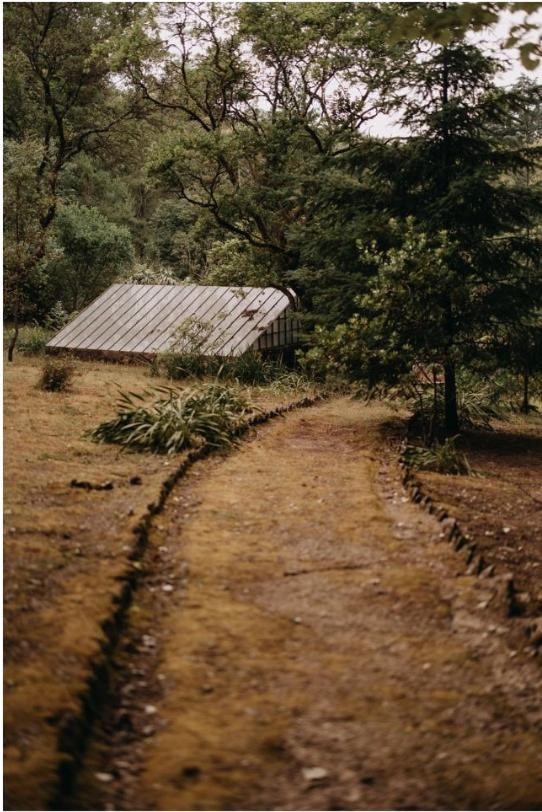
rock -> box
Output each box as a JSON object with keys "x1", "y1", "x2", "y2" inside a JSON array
[
  {"x1": 95, "y1": 772, "x2": 114, "y2": 783},
  {"x1": 293, "y1": 616, "x2": 302, "y2": 624},
  {"x1": 525, "y1": 617, "x2": 542, "y2": 646},
  {"x1": 303, "y1": 767, "x2": 329, "y2": 782},
  {"x1": 144, "y1": 704, "x2": 157, "y2": 715},
  {"x1": 162, "y1": 584, "x2": 174, "y2": 593}
]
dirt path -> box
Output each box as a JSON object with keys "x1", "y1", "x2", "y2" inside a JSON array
[{"x1": 75, "y1": 399, "x2": 542, "y2": 811}]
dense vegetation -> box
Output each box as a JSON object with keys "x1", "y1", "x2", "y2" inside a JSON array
[{"x1": 4, "y1": 2, "x2": 542, "y2": 436}]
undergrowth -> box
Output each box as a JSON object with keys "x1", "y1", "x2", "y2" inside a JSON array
[
  {"x1": 90, "y1": 382, "x2": 255, "y2": 453},
  {"x1": 403, "y1": 437, "x2": 473, "y2": 476},
  {"x1": 17, "y1": 326, "x2": 53, "y2": 356},
  {"x1": 151, "y1": 348, "x2": 312, "y2": 391}
]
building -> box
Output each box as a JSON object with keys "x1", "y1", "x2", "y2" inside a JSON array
[{"x1": 46, "y1": 283, "x2": 299, "y2": 360}]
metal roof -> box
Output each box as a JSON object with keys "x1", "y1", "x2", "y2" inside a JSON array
[{"x1": 47, "y1": 284, "x2": 295, "y2": 357}]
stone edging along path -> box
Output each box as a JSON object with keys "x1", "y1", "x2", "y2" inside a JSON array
[
  {"x1": 398, "y1": 441, "x2": 542, "y2": 657},
  {"x1": 51, "y1": 393, "x2": 326, "y2": 808}
]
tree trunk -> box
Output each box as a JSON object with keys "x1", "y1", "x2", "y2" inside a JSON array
[
  {"x1": 7, "y1": 316, "x2": 19, "y2": 363},
  {"x1": 520, "y1": 366, "x2": 530, "y2": 413},
  {"x1": 443, "y1": 360, "x2": 459, "y2": 436}
]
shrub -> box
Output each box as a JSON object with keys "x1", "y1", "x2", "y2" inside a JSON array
[
  {"x1": 39, "y1": 358, "x2": 75, "y2": 392},
  {"x1": 44, "y1": 301, "x2": 72, "y2": 332},
  {"x1": 17, "y1": 325, "x2": 52, "y2": 356},
  {"x1": 403, "y1": 437, "x2": 473, "y2": 476},
  {"x1": 90, "y1": 383, "x2": 254, "y2": 454}
]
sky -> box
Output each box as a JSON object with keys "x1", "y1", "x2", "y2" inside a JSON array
[{"x1": 367, "y1": 7, "x2": 542, "y2": 138}]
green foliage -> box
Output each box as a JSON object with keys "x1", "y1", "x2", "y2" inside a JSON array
[
  {"x1": 160, "y1": 351, "x2": 217, "y2": 381},
  {"x1": 17, "y1": 326, "x2": 53, "y2": 356},
  {"x1": 120, "y1": 261, "x2": 181, "y2": 286},
  {"x1": 38, "y1": 358, "x2": 75, "y2": 392},
  {"x1": 44, "y1": 301, "x2": 72, "y2": 332},
  {"x1": 90, "y1": 383, "x2": 253, "y2": 454},
  {"x1": 48, "y1": 204, "x2": 134, "y2": 310},
  {"x1": 154, "y1": 344, "x2": 312, "y2": 391},
  {"x1": 403, "y1": 438, "x2": 473, "y2": 476},
  {"x1": 402, "y1": 370, "x2": 508, "y2": 442}
]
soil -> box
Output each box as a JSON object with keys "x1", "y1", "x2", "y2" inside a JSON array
[
  {"x1": 67, "y1": 400, "x2": 542, "y2": 812},
  {"x1": 416, "y1": 417, "x2": 542, "y2": 619}
]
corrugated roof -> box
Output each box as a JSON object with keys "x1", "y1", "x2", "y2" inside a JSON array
[{"x1": 47, "y1": 284, "x2": 296, "y2": 357}]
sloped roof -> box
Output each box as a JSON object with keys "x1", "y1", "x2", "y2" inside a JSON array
[{"x1": 47, "y1": 284, "x2": 293, "y2": 357}]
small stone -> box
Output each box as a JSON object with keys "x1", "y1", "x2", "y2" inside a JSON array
[
  {"x1": 162, "y1": 584, "x2": 174, "y2": 593},
  {"x1": 292, "y1": 616, "x2": 302, "y2": 624},
  {"x1": 141, "y1": 725, "x2": 155, "y2": 737},
  {"x1": 95, "y1": 772, "x2": 114, "y2": 783},
  {"x1": 201, "y1": 684, "x2": 214, "y2": 694},
  {"x1": 303, "y1": 767, "x2": 328, "y2": 782},
  {"x1": 144, "y1": 704, "x2": 157, "y2": 715},
  {"x1": 503, "y1": 526, "x2": 511, "y2": 534},
  {"x1": 142, "y1": 634, "x2": 156, "y2": 648}
]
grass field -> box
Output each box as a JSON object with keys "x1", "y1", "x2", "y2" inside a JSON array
[{"x1": 3, "y1": 353, "x2": 313, "y2": 809}]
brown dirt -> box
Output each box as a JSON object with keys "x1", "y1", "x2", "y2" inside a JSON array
[
  {"x1": 75, "y1": 400, "x2": 542, "y2": 811},
  {"x1": 3, "y1": 355, "x2": 303, "y2": 810},
  {"x1": 416, "y1": 417, "x2": 542, "y2": 618}
]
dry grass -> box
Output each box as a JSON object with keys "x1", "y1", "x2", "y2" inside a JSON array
[
  {"x1": 4, "y1": 356, "x2": 183, "y2": 808},
  {"x1": 3, "y1": 354, "x2": 304, "y2": 809}
]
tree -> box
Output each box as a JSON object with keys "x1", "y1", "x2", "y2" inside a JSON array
[
  {"x1": 135, "y1": 3, "x2": 410, "y2": 305},
  {"x1": 3, "y1": 2, "x2": 148, "y2": 356},
  {"x1": 308, "y1": 31, "x2": 542, "y2": 436},
  {"x1": 3, "y1": 139, "x2": 51, "y2": 360},
  {"x1": 47, "y1": 204, "x2": 133, "y2": 311}
]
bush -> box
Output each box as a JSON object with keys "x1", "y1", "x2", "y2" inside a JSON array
[
  {"x1": 403, "y1": 437, "x2": 473, "y2": 476},
  {"x1": 44, "y1": 301, "x2": 72, "y2": 332},
  {"x1": 17, "y1": 325, "x2": 52, "y2": 356},
  {"x1": 90, "y1": 382, "x2": 254, "y2": 454},
  {"x1": 38, "y1": 358, "x2": 75, "y2": 392}
]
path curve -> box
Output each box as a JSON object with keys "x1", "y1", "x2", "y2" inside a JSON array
[{"x1": 88, "y1": 399, "x2": 542, "y2": 811}]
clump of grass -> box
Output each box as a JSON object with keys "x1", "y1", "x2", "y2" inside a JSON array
[
  {"x1": 152, "y1": 347, "x2": 313, "y2": 392},
  {"x1": 403, "y1": 436, "x2": 473, "y2": 476},
  {"x1": 160, "y1": 351, "x2": 220, "y2": 380},
  {"x1": 90, "y1": 383, "x2": 254, "y2": 454},
  {"x1": 38, "y1": 358, "x2": 75, "y2": 392},
  {"x1": 18, "y1": 325, "x2": 53, "y2": 356}
]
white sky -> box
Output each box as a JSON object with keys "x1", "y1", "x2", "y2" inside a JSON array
[{"x1": 367, "y1": 7, "x2": 542, "y2": 138}]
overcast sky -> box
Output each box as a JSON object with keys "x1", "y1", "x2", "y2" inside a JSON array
[{"x1": 367, "y1": 7, "x2": 542, "y2": 138}]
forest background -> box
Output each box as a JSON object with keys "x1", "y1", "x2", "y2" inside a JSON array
[{"x1": 3, "y1": 1, "x2": 542, "y2": 436}]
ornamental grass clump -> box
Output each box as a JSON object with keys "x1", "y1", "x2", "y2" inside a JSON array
[
  {"x1": 90, "y1": 383, "x2": 254, "y2": 454},
  {"x1": 403, "y1": 437, "x2": 473, "y2": 476}
]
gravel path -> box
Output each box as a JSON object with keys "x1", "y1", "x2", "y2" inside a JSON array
[{"x1": 82, "y1": 399, "x2": 542, "y2": 811}]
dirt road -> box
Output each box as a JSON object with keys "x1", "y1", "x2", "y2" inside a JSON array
[{"x1": 73, "y1": 399, "x2": 542, "y2": 811}]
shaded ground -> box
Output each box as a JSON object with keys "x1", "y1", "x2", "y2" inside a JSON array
[
  {"x1": 417, "y1": 416, "x2": 542, "y2": 618},
  {"x1": 76, "y1": 400, "x2": 542, "y2": 811},
  {"x1": 3, "y1": 356, "x2": 306, "y2": 810}
]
